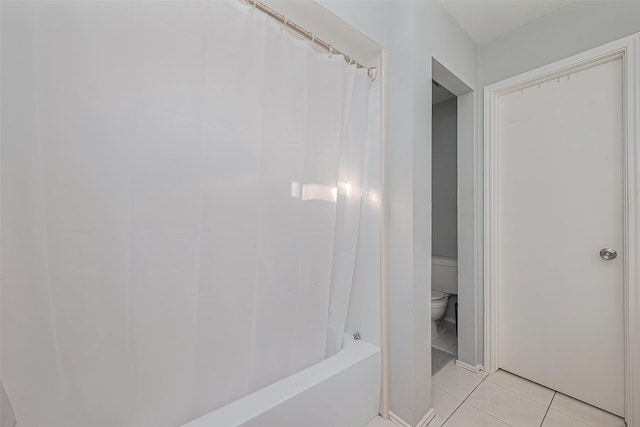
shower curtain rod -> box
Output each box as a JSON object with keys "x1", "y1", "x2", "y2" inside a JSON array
[{"x1": 244, "y1": 0, "x2": 378, "y2": 81}]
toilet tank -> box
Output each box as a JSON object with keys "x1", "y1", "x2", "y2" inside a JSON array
[{"x1": 432, "y1": 255, "x2": 458, "y2": 294}]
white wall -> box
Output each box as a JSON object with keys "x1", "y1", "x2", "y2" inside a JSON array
[
  {"x1": 1, "y1": 382, "x2": 16, "y2": 427},
  {"x1": 432, "y1": 98, "x2": 457, "y2": 259},
  {"x1": 455, "y1": 90, "x2": 480, "y2": 366},
  {"x1": 316, "y1": 2, "x2": 477, "y2": 424},
  {"x1": 316, "y1": 0, "x2": 388, "y2": 49},
  {"x1": 479, "y1": 2, "x2": 640, "y2": 88}
]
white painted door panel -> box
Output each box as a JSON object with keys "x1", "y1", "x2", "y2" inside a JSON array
[{"x1": 497, "y1": 58, "x2": 624, "y2": 416}]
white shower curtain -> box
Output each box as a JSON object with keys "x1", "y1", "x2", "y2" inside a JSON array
[{"x1": 0, "y1": 1, "x2": 371, "y2": 426}]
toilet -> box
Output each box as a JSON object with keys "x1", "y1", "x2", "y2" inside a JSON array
[
  {"x1": 431, "y1": 256, "x2": 458, "y2": 341},
  {"x1": 431, "y1": 291, "x2": 449, "y2": 340}
]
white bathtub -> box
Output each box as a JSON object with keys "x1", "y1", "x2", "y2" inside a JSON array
[{"x1": 182, "y1": 333, "x2": 381, "y2": 427}]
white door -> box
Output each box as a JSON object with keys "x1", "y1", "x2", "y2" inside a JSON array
[{"x1": 497, "y1": 57, "x2": 624, "y2": 416}]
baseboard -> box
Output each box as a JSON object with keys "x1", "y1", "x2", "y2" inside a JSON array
[
  {"x1": 389, "y1": 411, "x2": 412, "y2": 427},
  {"x1": 389, "y1": 408, "x2": 435, "y2": 427},
  {"x1": 455, "y1": 360, "x2": 485, "y2": 375},
  {"x1": 417, "y1": 408, "x2": 435, "y2": 427},
  {"x1": 443, "y1": 316, "x2": 456, "y2": 324}
]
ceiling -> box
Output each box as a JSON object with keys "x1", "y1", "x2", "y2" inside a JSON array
[{"x1": 440, "y1": 1, "x2": 576, "y2": 45}]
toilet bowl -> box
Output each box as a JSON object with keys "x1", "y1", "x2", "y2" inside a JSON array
[{"x1": 431, "y1": 291, "x2": 449, "y2": 341}]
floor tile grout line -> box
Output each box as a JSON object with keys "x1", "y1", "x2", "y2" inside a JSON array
[
  {"x1": 547, "y1": 408, "x2": 597, "y2": 427},
  {"x1": 440, "y1": 365, "x2": 517, "y2": 427},
  {"x1": 437, "y1": 397, "x2": 464, "y2": 426},
  {"x1": 434, "y1": 366, "x2": 623, "y2": 427},
  {"x1": 436, "y1": 362, "x2": 555, "y2": 427},
  {"x1": 443, "y1": 367, "x2": 552, "y2": 427},
  {"x1": 433, "y1": 360, "x2": 483, "y2": 426},
  {"x1": 433, "y1": 383, "x2": 463, "y2": 401},
  {"x1": 462, "y1": 402, "x2": 516, "y2": 426},
  {"x1": 492, "y1": 370, "x2": 624, "y2": 425},
  {"x1": 548, "y1": 395, "x2": 621, "y2": 427},
  {"x1": 498, "y1": 368, "x2": 550, "y2": 389},
  {"x1": 432, "y1": 342, "x2": 457, "y2": 353},
  {"x1": 495, "y1": 368, "x2": 565, "y2": 406},
  {"x1": 459, "y1": 364, "x2": 488, "y2": 403},
  {"x1": 539, "y1": 392, "x2": 556, "y2": 427},
  {"x1": 485, "y1": 376, "x2": 554, "y2": 408},
  {"x1": 461, "y1": 377, "x2": 517, "y2": 427},
  {"x1": 444, "y1": 342, "x2": 457, "y2": 352}
]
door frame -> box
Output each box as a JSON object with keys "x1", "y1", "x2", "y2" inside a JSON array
[{"x1": 484, "y1": 33, "x2": 640, "y2": 425}]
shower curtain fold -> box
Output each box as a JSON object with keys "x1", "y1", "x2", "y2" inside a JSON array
[{"x1": 0, "y1": 1, "x2": 371, "y2": 426}]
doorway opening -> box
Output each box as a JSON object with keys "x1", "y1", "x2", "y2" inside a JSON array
[
  {"x1": 430, "y1": 58, "x2": 477, "y2": 377},
  {"x1": 431, "y1": 79, "x2": 458, "y2": 371}
]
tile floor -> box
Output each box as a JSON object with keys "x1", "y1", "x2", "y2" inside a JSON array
[
  {"x1": 366, "y1": 360, "x2": 626, "y2": 427},
  {"x1": 432, "y1": 320, "x2": 457, "y2": 357}
]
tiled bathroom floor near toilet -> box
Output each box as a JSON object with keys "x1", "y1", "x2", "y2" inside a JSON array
[
  {"x1": 432, "y1": 320, "x2": 458, "y2": 357},
  {"x1": 366, "y1": 361, "x2": 626, "y2": 427}
]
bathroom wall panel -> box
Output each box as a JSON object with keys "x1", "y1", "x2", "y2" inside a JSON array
[{"x1": 432, "y1": 97, "x2": 458, "y2": 259}]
